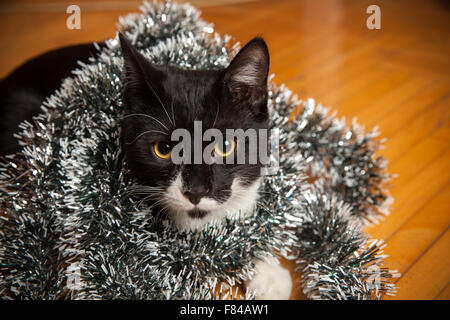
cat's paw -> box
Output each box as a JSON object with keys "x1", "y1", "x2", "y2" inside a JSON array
[{"x1": 245, "y1": 257, "x2": 292, "y2": 300}]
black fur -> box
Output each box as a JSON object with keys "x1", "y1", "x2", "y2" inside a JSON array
[
  {"x1": 0, "y1": 43, "x2": 102, "y2": 155},
  {"x1": 119, "y1": 33, "x2": 270, "y2": 213}
]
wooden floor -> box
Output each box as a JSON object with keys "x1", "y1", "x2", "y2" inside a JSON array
[{"x1": 0, "y1": 0, "x2": 449, "y2": 300}]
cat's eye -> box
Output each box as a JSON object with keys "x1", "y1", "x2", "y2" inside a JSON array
[
  {"x1": 214, "y1": 138, "x2": 236, "y2": 157},
  {"x1": 153, "y1": 141, "x2": 172, "y2": 159}
]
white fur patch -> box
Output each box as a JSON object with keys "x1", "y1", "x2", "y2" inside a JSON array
[
  {"x1": 164, "y1": 173, "x2": 262, "y2": 230},
  {"x1": 162, "y1": 174, "x2": 289, "y2": 300},
  {"x1": 246, "y1": 256, "x2": 292, "y2": 300},
  {"x1": 232, "y1": 64, "x2": 260, "y2": 86}
]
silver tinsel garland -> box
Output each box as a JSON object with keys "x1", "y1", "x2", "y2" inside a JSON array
[{"x1": 0, "y1": 1, "x2": 399, "y2": 300}]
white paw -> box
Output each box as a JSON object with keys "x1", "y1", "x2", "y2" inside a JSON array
[{"x1": 246, "y1": 257, "x2": 292, "y2": 300}]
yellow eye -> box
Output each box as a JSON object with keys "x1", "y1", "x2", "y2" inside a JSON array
[
  {"x1": 214, "y1": 138, "x2": 236, "y2": 157},
  {"x1": 153, "y1": 141, "x2": 172, "y2": 159}
]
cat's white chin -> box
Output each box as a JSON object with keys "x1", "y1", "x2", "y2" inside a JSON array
[{"x1": 164, "y1": 174, "x2": 262, "y2": 231}]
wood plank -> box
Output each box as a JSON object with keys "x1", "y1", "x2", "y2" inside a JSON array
[
  {"x1": 435, "y1": 283, "x2": 450, "y2": 300},
  {"x1": 387, "y1": 46, "x2": 450, "y2": 76},
  {"x1": 278, "y1": 34, "x2": 410, "y2": 93},
  {"x1": 366, "y1": 146, "x2": 450, "y2": 240},
  {"x1": 318, "y1": 67, "x2": 393, "y2": 109},
  {"x1": 385, "y1": 230, "x2": 450, "y2": 300},
  {"x1": 368, "y1": 83, "x2": 449, "y2": 138},
  {"x1": 383, "y1": 95, "x2": 449, "y2": 163},
  {"x1": 0, "y1": 11, "x2": 129, "y2": 78},
  {"x1": 433, "y1": 122, "x2": 450, "y2": 142},
  {"x1": 330, "y1": 69, "x2": 412, "y2": 120},
  {"x1": 381, "y1": 184, "x2": 450, "y2": 297},
  {"x1": 388, "y1": 128, "x2": 449, "y2": 196},
  {"x1": 354, "y1": 76, "x2": 435, "y2": 130}
]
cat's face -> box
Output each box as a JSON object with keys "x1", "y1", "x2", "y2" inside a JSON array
[{"x1": 119, "y1": 33, "x2": 270, "y2": 230}]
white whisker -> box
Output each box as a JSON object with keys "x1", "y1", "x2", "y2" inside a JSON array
[
  {"x1": 122, "y1": 113, "x2": 170, "y2": 132},
  {"x1": 212, "y1": 105, "x2": 219, "y2": 128},
  {"x1": 170, "y1": 95, "x2": 176, "y2": 127},
  {"x1": 126, "y1": 129, "x2": 169, "y2": 145},
  {"x1": 146, "y1": 81, "x2": 174, "y2": 127}
]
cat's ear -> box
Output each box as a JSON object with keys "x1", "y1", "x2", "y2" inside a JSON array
[
  {"x1": 225, "y1": 37, "x2": 269, "y2": 88},
  {"x1": 222, "y1": 37, "x2": 270, "y2": 118},
  {"x1": 119, "y1": 32, "x2": 164, "y2": 110}
]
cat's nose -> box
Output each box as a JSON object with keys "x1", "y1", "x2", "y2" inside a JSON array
[
  {"x1": 182, "y1": 187, "x2": 209, "y2": 205},
  {"x1": 183, "y1": 192, "x2": 202, "y2": 205}
]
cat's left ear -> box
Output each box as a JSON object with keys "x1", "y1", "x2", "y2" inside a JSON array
[{"x1": 222, "y1": 37, "x2": 270, "y2": 119}]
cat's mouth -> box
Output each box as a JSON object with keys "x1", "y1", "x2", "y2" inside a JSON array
[{"x1": 187, "y1": 208, "x2": 209, "y2": 219}]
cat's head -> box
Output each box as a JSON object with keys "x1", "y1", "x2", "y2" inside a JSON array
[{"x1": 119, "y1": 33, "x2": 270, "y2": 230}]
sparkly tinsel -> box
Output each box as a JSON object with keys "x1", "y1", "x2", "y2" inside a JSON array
[{"x1": 0, "y1": 1, "x2": 398, "y2": 300}]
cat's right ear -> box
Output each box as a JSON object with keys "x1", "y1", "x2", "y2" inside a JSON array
[{"x1": 119, "y1": 32, "x2": 164, "y2": 110}]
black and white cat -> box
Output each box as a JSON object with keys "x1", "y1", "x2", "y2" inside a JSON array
[
  {"x1": 0, "y1": 35, "x2": 292, "y2": 299},
  {"x1": 119, "y1": 33, "x2": 292, "y2": 299}
]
